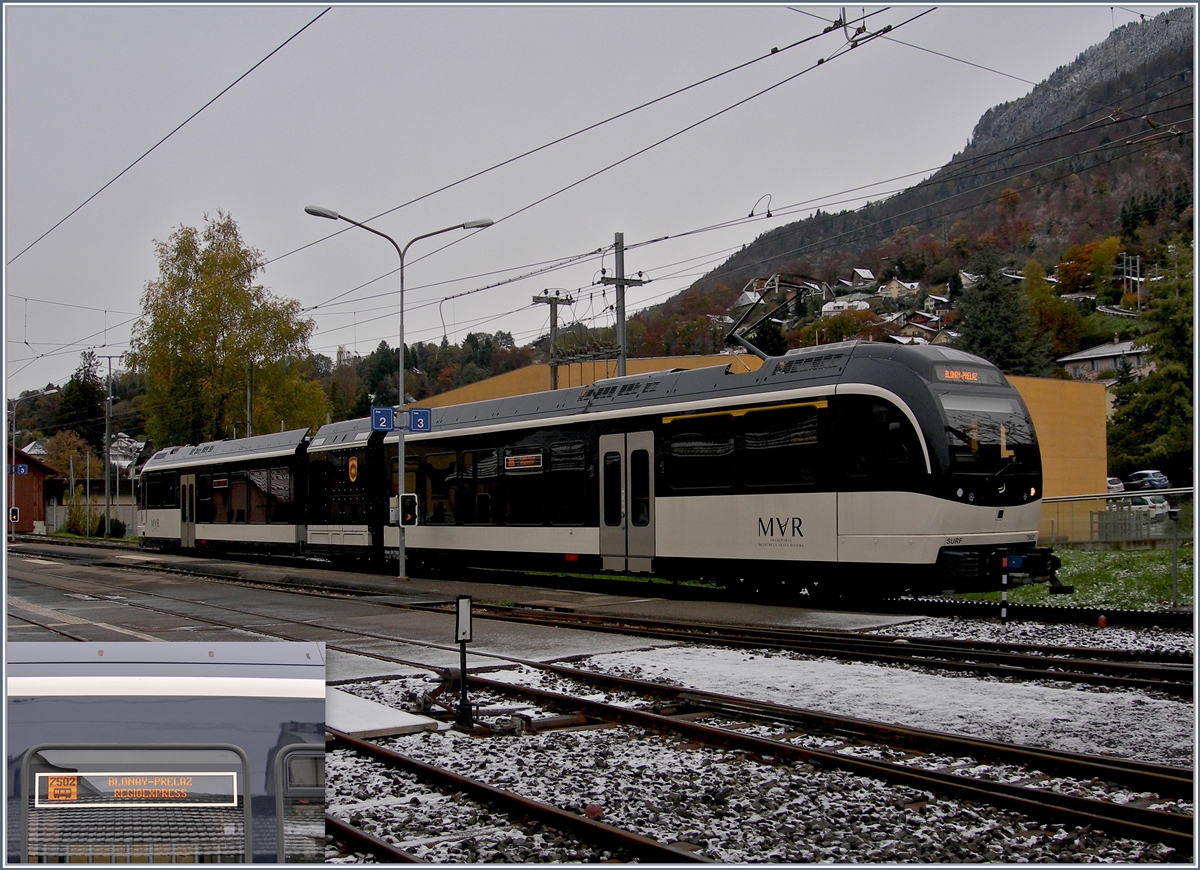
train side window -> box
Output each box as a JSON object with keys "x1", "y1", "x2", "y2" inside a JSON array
[
  {"x1": 423, "y1": 453, "x2": 457, "y2": 524},
  {"x1": 229, "y1": 473, "x2": 248, "y2": 523},
  {"x1": 162, "y1": 473, "x2": 178, "y2": 508},
  {"x1": 742, "y1": 404, "x2": 823, "y2": 488},
  {"x1": 549, "y1": 441, "x2": 586, "y2": 526},
  {"x1": 211, "y1": 475, "x2": 230, "y2": 523},
  {"x1": 460, "y1": 450, "x2": 498, "y2": 525},
  {"x1": 268, "y1": 468, "x2": 291, "y2": 523},
  {"x1": 603, "y1": 451, "x2": 622, "y2": 526},
  {"x1": 247, "y1": 469, "x2": 270, "y2": 524},
  {"x1": 146, "y1": 473, "x2": 162, "y2": 509},
  {"x1": 630, "y1": 449, "x2": 650, "y2": 526},
  {"x1": 502, "y1": 447, "x2": 544, "y2": 526},
  {"x1": 667, "y1": 417, "x2": 734, "y2": 491},
  {"x1": 196, "y1": 475, "x2": 214, "y2": 523},
  {"x1": 840, "y1": 396, "x2": 924, "y2": 485}
]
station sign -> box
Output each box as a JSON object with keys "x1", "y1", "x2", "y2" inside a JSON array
[
  {"x1": 36, "y1": 772, "x2": 239, "y2": 808},
  {"x1": 407, "y1": 408, "x2": 432, "y2": 432},
  {"x1": 370, "y1": 406, "x2": 395, "y2": 432}
]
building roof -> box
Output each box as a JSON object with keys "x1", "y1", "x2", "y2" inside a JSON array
[
  {"x1": 7, "y1": 445, "x2": 61, "y2": 477},
  {"x1": 1056, "y1": 340, "x2": 1147, "y2": 364}
]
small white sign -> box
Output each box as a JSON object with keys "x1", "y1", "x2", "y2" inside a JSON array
[{"x1": 455, "y1": 596, "x2": 472, "y2": 643}]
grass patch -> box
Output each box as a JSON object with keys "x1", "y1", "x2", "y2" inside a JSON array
[{"x1": 964, "y1": 545, "x2": 1194, "y2": 611}]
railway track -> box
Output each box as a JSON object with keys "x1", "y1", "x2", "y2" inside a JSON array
[
  {"x1": 413, "y1": 602, "x2": 1195, "y2": 697},
  {"x1": 11, "y1": 558, "x2": 1194, "y2": 858},
  {"x1": 433, "y1": 670, "x2": 1194, "y2": 855},
  {"x1": 326, "y1": 728, "x2": 709, "y2": 863},
  {"x1": 11, "y1": 538, "x2": 1194, "y2": 628},
  {"x1": 11, "y1": 542, "x2": 1192, "y2": 696}
]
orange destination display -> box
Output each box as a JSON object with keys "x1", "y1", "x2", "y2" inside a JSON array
[{"x1": 36, "y1": 771, "x2": 238, "y2": 808}]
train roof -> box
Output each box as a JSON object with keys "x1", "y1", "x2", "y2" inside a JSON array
[
  {"x1": 289, "y1": 344, "x2": 1006, "y2": 446},
  {"x1": 384, "y1": 341, "x2": 1004, "y2": 437},
  {"x1": 141, "y1": 428, "x2": 311, "y2": 472},
  {"x1": 7, "y1": 642, "x2": 326, "y2": 698}
]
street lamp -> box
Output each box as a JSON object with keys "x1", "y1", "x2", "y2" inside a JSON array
[
  {"x1": 9, "y1": 386, "x2": 58, "y2": 542},
  {"x1": 305, "y1": 206, "x2": 493, "y2": 580}
]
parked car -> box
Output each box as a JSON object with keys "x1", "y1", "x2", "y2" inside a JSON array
[
  {"x1": 1106, "y1": 477, "x2": 1125, "y2": 493},
  {"x1": 1145, "y1": 494, "x2": 1172, "y2": 519},
  {"x1": 1107, "y1": 495, "x2": 1156, "y2": 513},
  {"x1": 1125, "y1": 469, "x2": 1171, "y2": 490}
]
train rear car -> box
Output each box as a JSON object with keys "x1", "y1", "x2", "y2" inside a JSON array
[
  {"x1": 6, "y1": 642, "x2": 325, "y2": 864},
  {"x1": 137, "y1": 429, "x2": 309, "y2": 557}
]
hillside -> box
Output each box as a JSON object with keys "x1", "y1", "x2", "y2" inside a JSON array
[{"x1": 631, "y1": 8, "x2": 1193, "y2": 345}]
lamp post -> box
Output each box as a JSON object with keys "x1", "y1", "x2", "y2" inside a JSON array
[
  {"x1": 9, "y1": 386, "x2": 58, "y2": 542},
  {"x1": 305, "y1": 206, "x2": 493, "y2": 579}
]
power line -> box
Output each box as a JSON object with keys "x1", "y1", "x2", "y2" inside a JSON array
[{"x1": 6, "y1": 8, "x2": 331, "y2": 265}]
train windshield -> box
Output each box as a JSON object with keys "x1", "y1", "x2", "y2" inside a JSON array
[{"x1": 937, "y1": 392, "x2": 1037, "y2": 475}]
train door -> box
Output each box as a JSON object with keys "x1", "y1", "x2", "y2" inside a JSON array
[
  {"x1": 598, "y1": 431, "x2": 655, "y2": 573},
  {"x1": 180, "y1": 473, "x2": 196, "y2": 548}
]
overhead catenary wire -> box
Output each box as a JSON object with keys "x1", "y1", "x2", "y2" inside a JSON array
[
  {"x1": 6, "y1": 8, "x2": 332, "y2": 266},
  {"x1": 13, "y1": 24, "x2": 1187, "y2": 395}
]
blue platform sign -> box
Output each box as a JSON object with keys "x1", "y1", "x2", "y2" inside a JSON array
[
  {"x1": 370, "y1": 406, "x2": 395, "y2": 432},
  {"x1": 408, "y1": 408, "x2": 432, "y2": 433}
]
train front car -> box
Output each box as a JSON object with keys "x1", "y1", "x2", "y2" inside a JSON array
[
  {"x1": 906, "y1": 345, "x2": 1059, "y2": 592},
  {"x1": 830, "y1": 342, "x2": 1057, "y2": 594}
]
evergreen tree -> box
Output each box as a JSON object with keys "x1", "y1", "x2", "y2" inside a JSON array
[
  {"x1": 952, "y1": 250, "x2": 1051, "y2": 375},
  {"x1": 1108, "y1": 289, "x2": 1193, "y2": 484},
  {"x1": 54, "y1": 351, "x2": 107, "y2": 452}
]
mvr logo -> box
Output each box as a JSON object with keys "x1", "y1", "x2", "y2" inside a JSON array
[{"x1": 757, "y1": 517, "x2": 803, "y2": 537}]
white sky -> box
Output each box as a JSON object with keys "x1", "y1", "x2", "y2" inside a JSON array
[{"x1": 3, "y1": 3, "x2": 1177, "y2": 399}]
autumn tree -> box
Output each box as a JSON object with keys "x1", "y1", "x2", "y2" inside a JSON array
[
  {"x1": 1022, "y1": 260, "x2": 1082, "y2": 360},
  {"x1": 127, "y1": 211, "x2": 328, "y2": 447},
  {"x1": 43, "y1": 430, "x2": 102, "y2": 481}
]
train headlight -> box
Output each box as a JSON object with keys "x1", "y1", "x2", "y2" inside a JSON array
[{"x1": 1030, "y1": 487, "x2": 1037, "y2": 497}]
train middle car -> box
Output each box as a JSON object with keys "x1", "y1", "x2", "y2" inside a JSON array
[{"x1": 138, "y1": 342, "x2": 1059, "y2": 595}]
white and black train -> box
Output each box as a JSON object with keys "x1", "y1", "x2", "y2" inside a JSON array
[{"x1": 138, "y1": 341, "x2": 1061, "y2": 596}]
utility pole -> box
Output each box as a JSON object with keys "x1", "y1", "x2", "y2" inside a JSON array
[
  {"x1": 98, "y1": 354, "x2": 121, "y2": 538},
  {"x1": 599, "y1": 232, "x2": 646, "y2": 377},
  {"x1": 246, "y1": 361, "x2": 254, "y2": 438},
  {"x1": 532, "y1": 291, "x2": 574, "y2": 390}
]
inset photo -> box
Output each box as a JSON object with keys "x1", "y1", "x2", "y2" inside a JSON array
[{"x1": 6, "y1": 642, "x2": 325, "y2": 864}]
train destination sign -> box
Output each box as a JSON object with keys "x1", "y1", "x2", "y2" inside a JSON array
[
  {"x1": 933, "y1": 366, "x2": 1003, "y2": 385},
  {"x1": 36, "y1": 772, "x2": 238, "y2": 808}
]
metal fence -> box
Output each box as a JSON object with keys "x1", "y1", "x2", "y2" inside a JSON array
[
  {"x1": 1041, "y1": 488, "x2": 1193, "y2": 547},
  {"x1": 44, "y1": 502, "x2": 137, "y2": 537}
]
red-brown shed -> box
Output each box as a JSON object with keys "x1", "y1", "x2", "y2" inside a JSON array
[{"x1": 7, "y1": 445, "x2": 61, "y2": 534}]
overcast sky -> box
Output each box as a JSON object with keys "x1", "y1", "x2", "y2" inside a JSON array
[{"x1": 3, "y1": 3, "x2": 1176, "y2": 399}]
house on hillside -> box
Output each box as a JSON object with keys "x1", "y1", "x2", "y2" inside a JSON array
[
  {"x1": 821, "y1": 298, "x2": 871, "y2": 316},
  {"x1": 1057, "y1": 341, "x2": 1152, "y2": 381},
  {"x1": 924, "y1": 294, "x2": 954, "y2": 313},
  {"x1": 849, "y1": 267, "x2": 875, "y2": 286},
  {"x1": 878, "y1": 278, "x2": 921, "y2": 300}
]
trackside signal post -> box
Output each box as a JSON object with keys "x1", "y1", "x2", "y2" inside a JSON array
[{"x1": 455, "y1": 596, "x2": 473, "y2": 730}]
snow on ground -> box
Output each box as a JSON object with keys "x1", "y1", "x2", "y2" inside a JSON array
[
  {"x1": 479, "y1": 643, "x2": 1195, "y2": 768},
  {"x1": 870, "y1": 616, "x2": 1195, "y2": 655}
]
